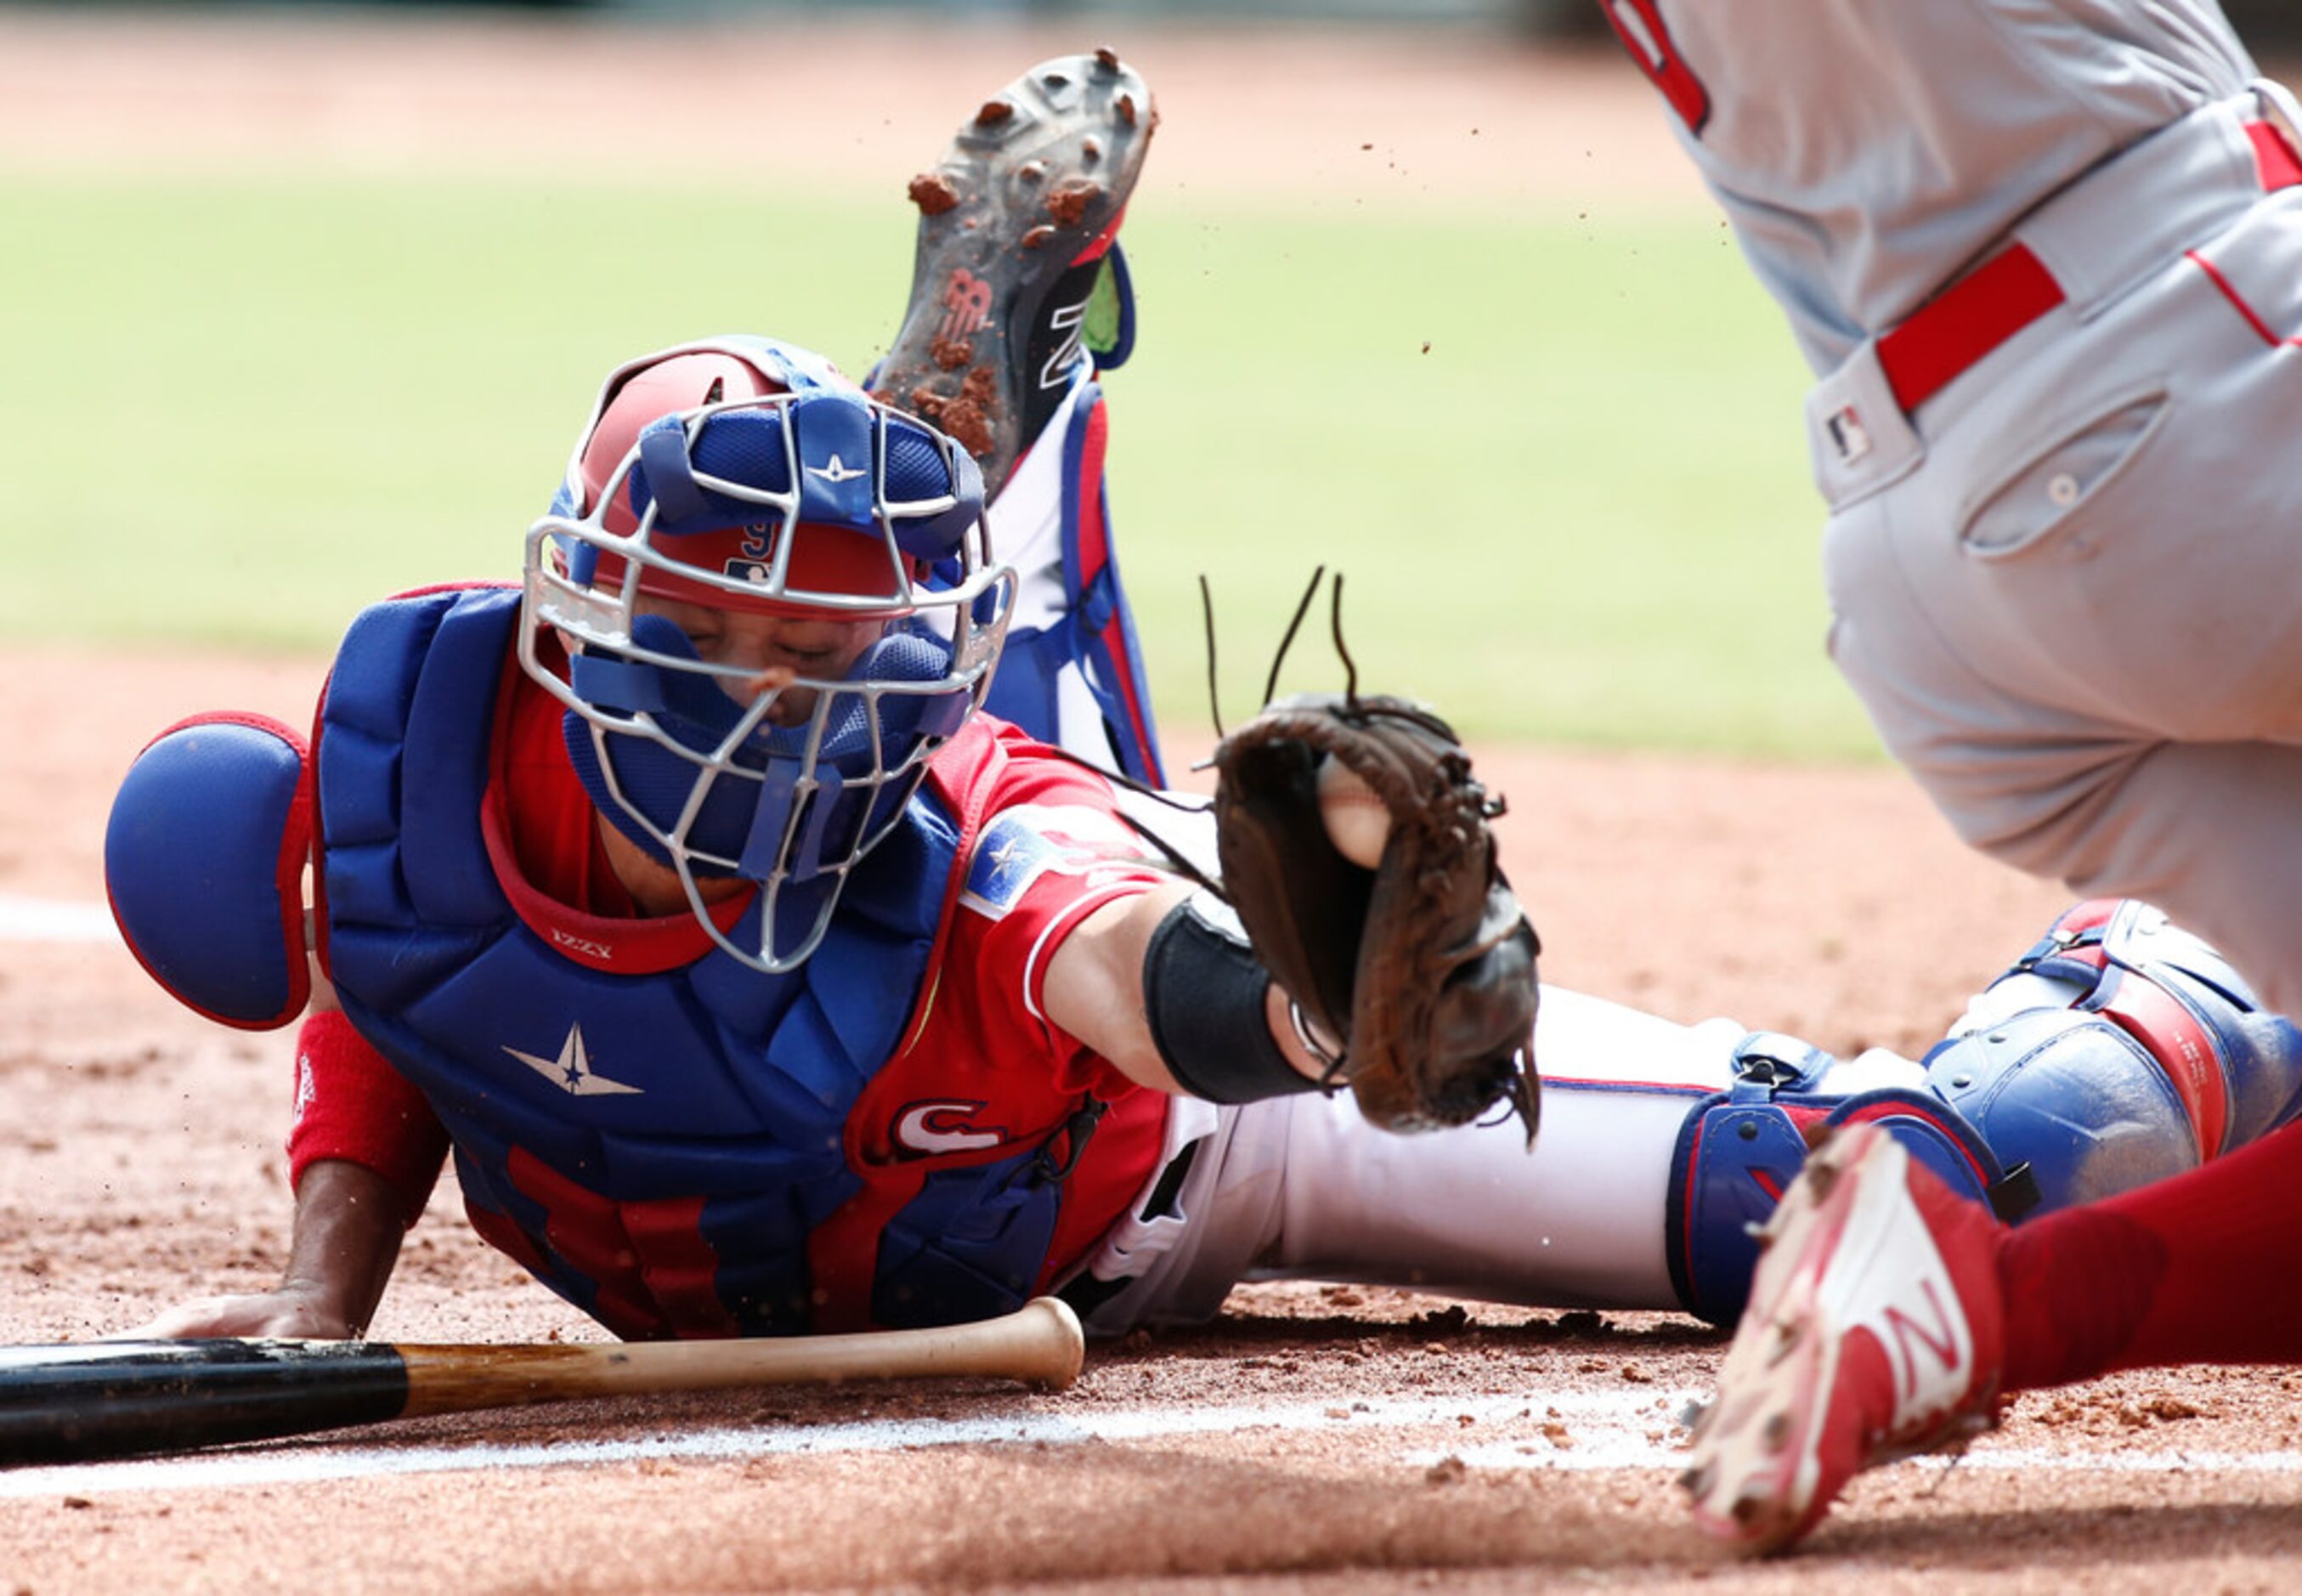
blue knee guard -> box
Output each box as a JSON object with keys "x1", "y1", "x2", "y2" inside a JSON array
[
  {"x1": 1665, "y1": 1033, "x2": 2018, "y2": 1325},
  {"x1": 1665, "y1": 900, "x2": 2302, "y2": 1327},
  {"x1": 1922, "y1": 899, "x2": 2302, "y2": 1209},
  {"x1": 105, "y1": 712, "x2": 314, "y2": 1030}
]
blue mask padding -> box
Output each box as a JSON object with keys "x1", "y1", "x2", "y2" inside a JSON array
[
  {"x1": 883, "y1": 422, "x2": 948, "y2": 500},
  {"x1": 563, "y1": 713, "x2": 749, "y2": 875},
  {"x1": 627, "y1": 410, "x2": 795, "y2": 535},
  {"x1": 564, "y1": 617, "x2": 759, "y2": 874},
  {"x1": 731, "y1": 630, "x2": 962, "y2": 883},
  {"x1": 889, "y1": 437, "x2": 983, "y2": 562},
  {"x1": 569, "y1": 396, "x2": 983, "y2": 580},
  {"x1": 568, "y1": 650, "x2": 670, "y2": 715},
  {"x1": 791, "y1": 391, "x2": 877, "y2": 529},
  {"x1": 916, "y1": 682, "x2": 973, "y2": 739},
  {"x1": 779, "y1": 767, "x2": 846, "y2": 882},
  {"x1": 566, "y1": 620, "x2": 963, "y2": 880},
  {"x1": 739, "y1": 761, "x2": 807, "y2": 881},
  {"x1": 636, "y1": 422, "x2": 711, "y2": 524}
]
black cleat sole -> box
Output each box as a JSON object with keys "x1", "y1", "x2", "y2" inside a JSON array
[{"x1": 874, "y1": 49, "x2": 1157, "y2": 500}]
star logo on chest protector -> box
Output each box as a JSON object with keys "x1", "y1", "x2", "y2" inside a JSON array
[{"x1": 503, "y1": 1023, "x2": 644, "y2": 1097}]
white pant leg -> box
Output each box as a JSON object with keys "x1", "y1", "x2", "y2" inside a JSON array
[
  {"x1": 1247, "y1": 992, "x2": 1749, "y2": 1310},
  {"x1": 1077, "y1": 988, "x2": 1758, "y2": 1333}
]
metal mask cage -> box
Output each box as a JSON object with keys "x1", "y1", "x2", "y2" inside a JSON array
[{"x1": 518, "y1": 388, "x2": 1015, "y2": 973}]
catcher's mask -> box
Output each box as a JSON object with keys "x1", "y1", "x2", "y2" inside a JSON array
[{"x1": 520, "y1": 338, "x2": 1014, "y2": 973}]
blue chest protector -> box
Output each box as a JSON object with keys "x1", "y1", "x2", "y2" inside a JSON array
[{"x1": 316, "y1": 589, "x2": 1067, "y2": 1336}]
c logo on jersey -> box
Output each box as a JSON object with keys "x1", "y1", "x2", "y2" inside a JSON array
[{"x1": 891, "y1": 1099, "x2": 1006, "y2": 1155}]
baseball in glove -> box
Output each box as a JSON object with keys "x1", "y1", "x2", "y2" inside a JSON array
[{"x1": 1211, "y1": 688, "x2": 1541, "y2": 1137}]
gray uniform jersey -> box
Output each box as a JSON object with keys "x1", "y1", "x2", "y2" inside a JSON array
[{"x1": 1617, "y1": 1, "x2": 2260, "y2": 370}]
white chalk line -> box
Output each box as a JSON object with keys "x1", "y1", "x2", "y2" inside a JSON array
[
  {"x1": 0, "y1": 894, "x2": 116, "y2": 944},
  {"x1": 2, "y1": 1389, "x2": 1671, "y2": 1499},
  {"x1": 5, "y1": 1386, "x2": 2299, "y2": 1501}
]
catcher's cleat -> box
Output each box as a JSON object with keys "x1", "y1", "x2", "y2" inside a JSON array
[
  {"x1": 1683, "y1": 1123, "x2": 2008, "y2": 1554},
  {"x1": 874, "y1": 48, "x2": 1156, "y2": 501}
]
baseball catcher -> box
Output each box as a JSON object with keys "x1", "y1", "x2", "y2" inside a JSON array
[{"x1": 101, "y1": 54, "x2": 2302, "y2": 1351}]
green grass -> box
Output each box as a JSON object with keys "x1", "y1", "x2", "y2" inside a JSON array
[{"x1": 0, "y1": 170, "x2": 1874, "y2": 758}]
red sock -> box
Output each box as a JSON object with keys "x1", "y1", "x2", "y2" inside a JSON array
[{"x1": 1997, "y1": 1120, "x2": 2302, "y2": 1390}]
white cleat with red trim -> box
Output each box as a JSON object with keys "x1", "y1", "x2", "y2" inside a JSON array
[{"x1": 1683, "y1": 1121, "x2": 2010, "y2": 1554}]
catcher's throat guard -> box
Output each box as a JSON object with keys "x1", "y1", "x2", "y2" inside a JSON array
[
  {"x1": 1212, "y1": 690, "x2": 1541, "y2": 1135},
  {"x1": 105, "y1": 713, "x2": 314, "y2": 1030}
]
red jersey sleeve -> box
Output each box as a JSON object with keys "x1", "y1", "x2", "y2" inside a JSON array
[
  {"x1": 286, "y1": 1007, "x2": 450, "y2": 1228},
  {"x1": 940, "y1": 733, "x2": 1180, "y2": 1096}
]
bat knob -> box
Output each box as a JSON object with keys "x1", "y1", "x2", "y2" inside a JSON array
[{"x1": 1015, "y1": 1296, "x2": 1087, "y2": 1390}]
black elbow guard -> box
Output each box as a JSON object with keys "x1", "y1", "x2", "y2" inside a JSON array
[{"x1": 1143, "y1": 890, "x2": 1320, "y2": 1102}]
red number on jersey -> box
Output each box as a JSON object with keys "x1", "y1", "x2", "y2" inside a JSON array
[{"x1": 1598, "y1": 0, "x2": 1711, "y2": 136}]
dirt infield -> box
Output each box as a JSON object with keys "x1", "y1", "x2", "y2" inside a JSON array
[
  {"x1": 14, "y1": 642, "x2": 2302, "y2": 1594},
  {"x1": 5, "y1": 9, "x2": 2301, "y2": 1593}
]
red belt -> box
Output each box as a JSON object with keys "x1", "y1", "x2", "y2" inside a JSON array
[{"x1": 1876, "y1": 120, "x2": 2302, "y2": 414}]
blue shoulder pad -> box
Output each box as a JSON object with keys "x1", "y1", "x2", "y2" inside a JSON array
[{"x1": 105, "y1": 713, "x2": 313, "y2": 1030}]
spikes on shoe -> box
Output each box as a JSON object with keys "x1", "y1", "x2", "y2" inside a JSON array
[{"x1": 875, "y1": 50, "x2": 1157, "y2": 501}]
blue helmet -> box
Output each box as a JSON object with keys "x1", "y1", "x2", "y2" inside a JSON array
[{"x1": 520, "y1": 337, "x2": 1014, "y2": 971}]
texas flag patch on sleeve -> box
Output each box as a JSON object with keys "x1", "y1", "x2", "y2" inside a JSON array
[{"x1": 959, "y1": 805, "x2": 1156, "y2": 920}]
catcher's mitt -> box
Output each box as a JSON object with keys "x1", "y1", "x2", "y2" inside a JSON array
[{"x1": 1211, "y1": 691, "x2": 1541, "y2": 1136}]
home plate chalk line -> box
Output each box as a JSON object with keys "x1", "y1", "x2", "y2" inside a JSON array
[
  {"x1": 4, "y1": 1386, "x2": 2299, "y2": 1500},
  {"x1": 0, "y1": 894, "x2": 116, "y2": 944}
]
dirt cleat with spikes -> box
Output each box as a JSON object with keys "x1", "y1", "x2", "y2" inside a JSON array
[
  {"x1": 1682, "y1": 1121, "x2": 2010, "y2": 1554},
  {"x1": 874, "y1": 48, "x2": 1156, "y2": 500}
]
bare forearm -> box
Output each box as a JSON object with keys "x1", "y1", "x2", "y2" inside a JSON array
[{"x1": 279, "y1": 1159, "x2": 407, "y2": 1336}]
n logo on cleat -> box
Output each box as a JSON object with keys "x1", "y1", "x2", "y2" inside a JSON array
[
  {"x1": 1868, "y1": 1257, "x2": 1975, "y2": 1433},
  {"x1": 939, "y1": 270, "x2": 993, "y2": 342},
  {"x1": 1882, "y1": 1281, "x2": 1964, "y2": 1405},
  {"x1": 1847, "y1": 1151, "x2": 1979, "y2": 1435}
]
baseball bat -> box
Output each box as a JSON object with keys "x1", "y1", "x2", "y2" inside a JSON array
[{"x1": 0, "y1": 1295, "x2": 1083, "y2": 1468}]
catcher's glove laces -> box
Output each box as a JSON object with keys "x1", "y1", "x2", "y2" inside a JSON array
[
  {"x1": 1033, "y1": 568, "x2": 1542, "y2": 1140},
  {"x1": 1209, "y1": 569, "x2": 1542, "y2": 1138},
  {"x1": 1285, "y1": 997, "x2": 1350, "y2": 1089}
]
